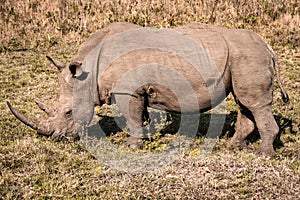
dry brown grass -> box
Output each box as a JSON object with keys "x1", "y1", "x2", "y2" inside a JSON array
[
  {"x1": 1, "y1": 0, "x2": 299, "y2": 51},
  {"x1": 0, "y1": 0, "x2": 299, "y2": 199}
]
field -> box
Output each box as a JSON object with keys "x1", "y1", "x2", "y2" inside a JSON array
[{"x1": 0, "y1": 0, "x2": 299, "y2": 199}]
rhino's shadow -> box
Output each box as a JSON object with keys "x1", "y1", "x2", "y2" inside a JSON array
[{"x1": 97, "y1": 111, "x2": 293, "y2": 150}]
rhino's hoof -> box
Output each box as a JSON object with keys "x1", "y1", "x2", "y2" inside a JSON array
[
  {"x1": 257, "y1": 146, "x2": 275, "y2": 155},
  {"x1": 125, "y1": 137, "x2": 144, "y2": 149},
  {"x1": 227, "y1": 140, "x2": 247, "y2": 151}
]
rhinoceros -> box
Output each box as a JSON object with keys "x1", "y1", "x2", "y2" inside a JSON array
[{"x1": 7, "y1": 22, "x2": 289, "y2": 154}]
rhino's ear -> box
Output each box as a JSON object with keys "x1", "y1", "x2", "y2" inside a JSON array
[
  {"x1": 69, "y1": 61, "x2": 83, "y2": 77},
  {"x1": 147, "y1": 86, "x2": 157, "y2": 98},
  {"x1": 46, "y1": 55, "x2": 66, "y2": 70}
]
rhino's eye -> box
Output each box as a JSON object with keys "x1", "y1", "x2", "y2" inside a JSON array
[{"x1": 65, "y1": 110, "x2": 72, "y2": 118}]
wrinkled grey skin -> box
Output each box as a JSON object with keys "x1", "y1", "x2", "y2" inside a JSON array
[{"x1": 7, "y1": 22, "x2": 289, "y2": 154}]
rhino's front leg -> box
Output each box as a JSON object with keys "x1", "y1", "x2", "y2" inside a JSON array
[{"x1": 124, "y1": 92, "x2": 149, "y2": 148}]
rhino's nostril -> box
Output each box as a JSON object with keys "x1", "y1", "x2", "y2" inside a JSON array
[{"x1": 64, "y1": 110, "x2": 73, "y2": 118}]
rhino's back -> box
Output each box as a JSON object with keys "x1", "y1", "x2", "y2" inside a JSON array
[
  {"x1": 98, "y1": 23, "x2": 231, "y2": 85},
  {"x1": 175, "y1": 23, "x2": 229, "y2": 73},
  {"x1": 73, "y1": 22, "x2": 140, "y2": 62}
]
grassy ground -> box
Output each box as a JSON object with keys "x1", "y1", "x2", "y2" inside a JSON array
[{"x1": 0, "y1": 0, "x2": 299, "y2": 199}]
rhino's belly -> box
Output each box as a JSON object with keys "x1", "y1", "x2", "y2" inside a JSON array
[{"x1": 148, "y1": 79, "x2": 230, "y2": 114}]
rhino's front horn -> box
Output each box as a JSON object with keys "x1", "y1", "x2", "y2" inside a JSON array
[{"x1": 7, "y1": 101, "x2": 53, "y2": 136}]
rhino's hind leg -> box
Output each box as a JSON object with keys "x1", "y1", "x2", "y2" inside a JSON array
[
  {"x1": 228, "y1": 106, "x2": 255, "y2": 150},
  {"x1": 251, "y1": 105, "x2": 279, "y2": 154}
]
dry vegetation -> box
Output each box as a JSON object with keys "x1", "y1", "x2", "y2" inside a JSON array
[{"x1": 0, "y1": 0, "x2": 299, "y2": 199}]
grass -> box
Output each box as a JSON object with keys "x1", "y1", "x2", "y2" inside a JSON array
[{"x1": 0, "y1": 0, "x2": 299, "y2": 199}]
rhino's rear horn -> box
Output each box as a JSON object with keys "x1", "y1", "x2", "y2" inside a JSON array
[
  {"x1": 34, "y1": 100, "x2": 55, "y2": 117},
  {"x1": 46, "y1": 55, "x2": 66, "y2": 70},
  {"x1": 7, "y1": 101, "x2": 53, "y2": 136}
]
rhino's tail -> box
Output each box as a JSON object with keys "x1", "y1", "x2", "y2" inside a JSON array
[{"x1": 272, "y1": 57, "x2": 289, "y2": 103}]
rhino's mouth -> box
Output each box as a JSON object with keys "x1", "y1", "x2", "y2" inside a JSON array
[{"x1": 7, "y1": 101, "x2": 54, "y2": 136}]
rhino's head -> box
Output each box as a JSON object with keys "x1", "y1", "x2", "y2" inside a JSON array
[{"x1": 7, "y1": 56, "x2": 85, "y2": 140}]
